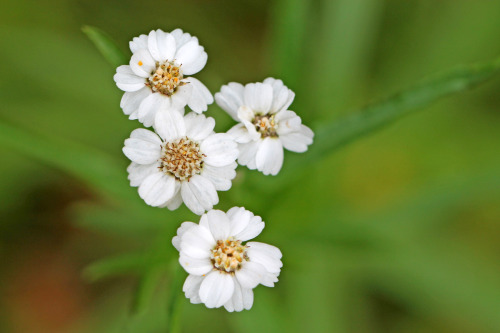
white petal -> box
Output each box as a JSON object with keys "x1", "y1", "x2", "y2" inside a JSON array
[
  {"x1": 148, "y1": 29, "x2": 176, "y2": 62},
  {"x1": 201, "y1": 133, "x2": 238, "y2": 167},
  {"x1": 153, "y1": 109, "x2": 186, "y2": 141},
  {"x1": 199, "y1": 271, "x2": 234, "y2": 308},
  {"x1": 215, "y1": 83, "x2": 245, "y2": 121},
  {"x1": 180, "y1": 181, "x2": 204, "y2": 215},
  {"x1": 175, "y1": 39, "x2": 205, "y2": 75},
  {"x1": 127, "y1": 162, "x2": 159, "y2": 187},
  {"x1": 237, "y1": 105, "x2": 255, "y2": 122},
  {"x1": 242, "y1": 287, "x2": 254, "y2": 310},
  {"x1": 237, "y1": 106, "x2": 260, "y2": 140},
  {"x1": 184, "y1": 113, "x2": 215, "y2": 141},
  {"x1": 201, "y1": 162, "x2": 237, "y2": 191},
  {"x1": 171, "y1": 28, "x2": 192, "y2": 49},
  {"x1": 181, "y1": 175, "x2": 218, "y2": 215},
  {"x1": 183, "y1": 51, "x2": 207, "y2": 76},
  {"x1": 227, "y1": 123, "x2": 253, "y2": 144},
  {"x1": 129, "y1": 34, "x2": 148, "y2": 53},
  {"x1": 183, "y1": 274, "x2": 203, "y2": 303},
  {"x1": 137, "y1": 93, "x2": 171, "y2": 127},
  {"x1": 130, "y1": 49, "x2": 156, "y2": 78},
  {"x1": 129, "y1": 110, "x2": 139, "y2": 120},
  {"x1": 224, "y1": 278, "x2": 244, "y2": 312},
  {"x1": 234, "y1": 216, "x2": 265, "y2": 241},
  {"x1": 121, "y1": 87, "x2": 151, "y2": 116},
  {"x1": 123, "y1": 129, "x2": 162, "y2": 164},
  {"x1": 179, "y1": 254, "x2": 213, "y2": 275},
  {"x1": 235, "y1": 261, "x2": 267, "y2": 289},
  {"x1": 206, "y1": 210, "x2": 231, "y2": 241},
  {"x1": 162, "y1": 191, "x2": 183, "y2": 211},
  {"x1": 138, "y1": 172, "x2": 177, "y2": 206},
  {"x1": 185, "y1": 77, "x2": 213, "y2": 113},
  {"x1": 228, "y1": 207, "x2": 254, "y2": 236},
  {"x1": 172, "y1": 221, "x2": 196, "y2": 251},
  {"x1": 246, "y1": 242, "x2": 283, "y2": 274},
  {"x1": 170, "y1": 82, "x2": 193, "y2": 110},
  {"x1": 114, "y1": 65, "x2": 145, "y2": 92},
  {"x1": 129, "y1": 127, "x2": 162, "y2": 144},
  {"x1": 243, "y1": 82, "x2": 273, "y2": 114},
  {"x1": 237, "y1": 140, "x2": 260, "y2": 169},
  {"x1": 275, "y1": 110, "x2": 302, "y2": 135},
  {"x1": 180, "y1": 224, "x2": 216, "y2": 258},
  {"x1": 255, "y1": 137, "x2": 283, "y2": 175},
  {"x1": 263, "y1": 77, "x2": 295, "y2": 113},
  {"x1": 280, "y1": 131, "x2": 313, "y2": 153}
]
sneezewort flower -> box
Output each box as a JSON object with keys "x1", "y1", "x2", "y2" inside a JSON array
[
  {"x1": 123, "y1": 111, "x2": 238, "y2": 215},
  {"x1": 215, "y1": 78, "x2": 314, "y2": 175},
  {"x1": 172, "y1": 207, "x2": 283, "y2": 311},
  {"x1": 114, "y1": 29, "x2": 213, "y2": 127}
]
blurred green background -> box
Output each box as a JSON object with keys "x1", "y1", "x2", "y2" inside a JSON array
[{"x1": 1, "y1": 0, "x2": 500, "y2": 332}]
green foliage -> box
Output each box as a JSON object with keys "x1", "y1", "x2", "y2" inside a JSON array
[
  {"x1": 299, "y1": 57, "x2": 500, "y2": 170},
  {"x1": 1, "y1": 1, "x2": 500, "y2": 333},
  {"x1": 82, "y1": 25, "x2": 128, "y2": 68}
]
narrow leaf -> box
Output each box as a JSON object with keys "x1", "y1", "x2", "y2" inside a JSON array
[
  {"x1": 289, "y1": 57, "x2": 500, "y2": 171},
  {"x1": 83, "y1": 252, "x2": 152, "y2": 282},
  {"x1": 0, "y1": 120, "x2": 135, "y2": 204},
  {"x1": 131, "y1": 266, "x2": 166, "y2": 315},
  {"x1": 82, "y1": 25, "x2": 127, "y2": 68},
  {"x1": 166, "y1": 263, "x2": 185, "y2": 333}
]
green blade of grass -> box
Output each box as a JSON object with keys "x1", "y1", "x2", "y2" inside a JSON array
[
  {"x1": 286, "y1": 57, "x2": 500, "y2": 174},
  {"x1": 131, "y1": 265, "x2": 167, "y2": 315},
  {"x1": 269, "y1": 0, "x2": 311, "y2": 90},
  {"x1": 83, "y1": 252, "x2": 153, "y2": 282},
  {"x1": 82, "y1": 25, "x2": 127, "y2": 68},
  {"x1": 0, "y1": 120, "x2": 132, "y2": 203}
]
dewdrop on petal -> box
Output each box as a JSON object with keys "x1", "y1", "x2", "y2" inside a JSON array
[
  {"x1": 123, "y1": 110, "x2": 238, "y2": 215},
  {"x1": 172, "y1": 207, "x2": 283, "y2": 311},
  {"x1": 215, "y1": 78, "x2": 314, "y2": 175},
  {"x1": 114, "y1": 28, "x2": 214, "y2": 127}
]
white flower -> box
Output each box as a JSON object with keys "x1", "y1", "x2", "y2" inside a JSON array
[
  {"x1": 215, "y1": 78, "x2": 314, "y2": 175},
  {"x1": 114, "y1": 29, "x2": 214, "y2": 127},
  {"x1": 123, "y1": 111, "x2": 238, "y2": 215},
  {"x1": 172, "y1": 207, "x2": 282, "y2": 312}
]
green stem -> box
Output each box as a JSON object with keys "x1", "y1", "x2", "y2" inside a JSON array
[{"x1": 167, "y1": 262, "x2": 184, "y2": 333}]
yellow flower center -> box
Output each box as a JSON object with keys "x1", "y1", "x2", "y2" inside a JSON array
[
  {"x1": 159, "y1": 137, "x2": 204, "y2": 181},
  {"x1": 147, "y1": 61, "x2": 185, "y2": 96},
  {"x1": 210, "y1": 237, "x2": 248, "y2": 273},
  {"x1": 253, "y1": 114, "x2": 278, "y2": 138}
]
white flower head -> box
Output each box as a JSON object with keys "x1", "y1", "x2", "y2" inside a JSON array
[
  {"x1": 114, "y1": 29, "x2": 214, "y2": 127},
  {"x1": 215, "y1": 78, "x2": 314, "y2": 175},
  {"x1": 123, "y1": 111, "x2": 238, "y2": 215},
  {"x1": 173, "y1": 207, "x2": 283, "y2": 312}
]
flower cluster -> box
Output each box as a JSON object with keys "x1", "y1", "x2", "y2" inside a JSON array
[{"x1": 113, "y1": 28, "x2": 313, "y2": 311}]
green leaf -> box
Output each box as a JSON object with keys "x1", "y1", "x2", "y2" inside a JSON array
[
  {"x1": 83, "y1": 252, "x2": 153, "y2": 282},
  {"x1": 288, "y1": 57, "x2": 500, "y2": 172},
  {"x1": 82, "y1": 25, "x2": 127, "y2": 68},
  {"x1": 131, "y1": 266, "x2": 166, "y2": 315},
  {"x1": 270, "y1": 0, "x2": 311, "y2": 90},
  {"x1": 0, "y1": 120, "x2": 136, "y2": 204},
  {"x1": 166, "y1": 263, "x2": 185, "y2": 333}
]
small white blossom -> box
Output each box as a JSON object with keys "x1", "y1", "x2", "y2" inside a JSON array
[
  {"x1": 172, "y1": 207, "x2": 283, "y2": 311},
  {"x1": 123, "y1": 111, "x2": 238, "y2": 215},
  {"x1": 215, "y1": 78, "x2": 314, "y2": 175},
  {"x1": 114, "y1": 29, "x2": 214, "y2": 127}
]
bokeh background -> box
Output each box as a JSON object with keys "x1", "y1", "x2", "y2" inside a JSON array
[{"x1": 1, "y1": 0, "x2": 500, "y2": 332}]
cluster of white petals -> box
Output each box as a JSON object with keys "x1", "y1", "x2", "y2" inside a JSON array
[
  {"x1": 123, "y1": 111, "x2": 238, "y2": 215},
  {"x1": 172, "y1": 208, "x2": 282, "y2": 311},
  {"x1": 215, "y1": 78, "x2": 314, "y2": 175},
  {"x1": 113, "y1": 28, "x2": 317, "y2": 312},
  {"x1": 114, "y1": 29, "x2": 213, "y2": 127}
]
